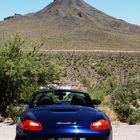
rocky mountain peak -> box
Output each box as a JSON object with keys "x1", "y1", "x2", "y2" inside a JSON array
[{"x1": 35, "y1": 0, "x2": 101, "y2": 18}]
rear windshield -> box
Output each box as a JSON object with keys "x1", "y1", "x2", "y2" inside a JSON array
[{"x1": 30, "y1": 90, "x2": 90, "y2": 107}]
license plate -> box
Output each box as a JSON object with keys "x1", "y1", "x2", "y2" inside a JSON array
[
  {"x1": 58, "y1": 138, "x2": 76, "y2": 140},
  {"x1": 61, "y1": 139, "x2": 86, "y2": 140},
  {"x1": 47, "y1": 138, "x2": 86, "y2": 140}
]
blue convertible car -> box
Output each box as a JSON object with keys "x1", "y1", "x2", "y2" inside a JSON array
[{"x1": 15, "y1": 88, "x2": 112, "y2": 140}]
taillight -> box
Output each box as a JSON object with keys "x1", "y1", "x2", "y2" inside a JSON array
[
  {"x1": 20, "y1": 120, "x2": 43, "y2": 131},
  {"x1": 90, "y1": 119, "x2": 110, "y2": 130}
]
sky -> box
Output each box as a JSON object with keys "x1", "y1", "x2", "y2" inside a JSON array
[{"x1": 0, "y1": 0, "x2": 140, "y2": 25}]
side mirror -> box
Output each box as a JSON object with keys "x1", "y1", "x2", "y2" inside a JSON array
[
  {"x1": 92, "y1": 99, "x2": 101, "y2": 105},
  {"x1": 18, "y1": 99, "x2": 29, "y2": 105}
]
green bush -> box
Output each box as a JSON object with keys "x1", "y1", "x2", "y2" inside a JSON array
[
  {"x1": 6, "y1": 103, "x2": 24, "y2": 123},
  {"x1": 128, "y1": 110, "x2": 140, "y2": 125},
  {"x1": 88, "y1": 76, "x2": 117, "y2": 100},
  {"x1": 0, "y1": 34, "x2": 62, "y2": 115},
  {"x1": 96, "y1": 64, "x2": 111, "y2": 77},
  {"x1": 80, "y1": 77, "x2": 92, "y2": 88},
  {"x1": 111, "y1": 86, "x2": 140, "y2": 123}
]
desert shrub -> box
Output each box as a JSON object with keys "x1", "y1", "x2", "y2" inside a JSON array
[
  {"x1": 0, "y1": 34, "x2": 62, "y2": 115},
  {"x1": 128, "y1": 110, "x2": 140, "y2": 125},
  {"x1": 6, "y1": 103, "x2": 24, "y2": 123},
  {"x1": 80, "y1": 77, "x2": 92, "y2": 88},
  {"x1": 96, "y1": 64, "x2": 111, "y2": 77},
  {"x1": 91, "y1": 83, "x2": 110, "y2": 100},
  {"x1": 111, "y1": 86, "x2": 140, "y2": 123},
  {"x1": 89, "y1": 76, "x2": 117, "y2": 100},
  {"x1": 113, "y1": 103, "x2": 133, "y2": 122}
]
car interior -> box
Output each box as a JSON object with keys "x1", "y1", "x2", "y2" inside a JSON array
[{"x1": 36, "y1": 92, "x2": 88, "y2": 107}]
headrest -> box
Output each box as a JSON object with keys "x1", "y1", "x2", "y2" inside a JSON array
[
  {"x1": 71, "y1": 95, "x2": 87, "y2": 106},
  {"x1": 37, "y1": 95, "x2": 53, "y2": 106}
]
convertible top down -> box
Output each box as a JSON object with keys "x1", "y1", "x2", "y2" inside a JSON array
[{"x1": 15, "y1": 88, "x2": 112, "y2": 140}]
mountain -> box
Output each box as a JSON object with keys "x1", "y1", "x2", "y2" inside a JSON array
[{"x1": 0, "y1": 0, "x2": 140, "y2": 51}]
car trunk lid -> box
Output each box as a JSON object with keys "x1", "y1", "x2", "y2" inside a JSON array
[{"x1": 32, "y1": 105, "x2": 99, "y2": 128}]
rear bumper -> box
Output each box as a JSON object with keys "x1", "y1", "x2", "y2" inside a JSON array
[
  {"x1": 16, "y1": 127, "x2": 112, "y2": 140},
  {"x1": 15, "y1": 137, "x2": 112, "y2": 140}
]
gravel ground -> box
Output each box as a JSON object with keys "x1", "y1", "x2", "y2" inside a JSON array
[
  {"x1": 0, "y1": 123, "x2": 140, "y2": 140},
  {"x1": 0, "y1": 123, "x2": 16, "y2": 140},
  {"x1": 113, "y1": 123, "x2": 140, "y2": 140}
]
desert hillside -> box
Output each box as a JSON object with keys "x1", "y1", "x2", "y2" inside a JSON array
[{"x1": 0, "y1": 0, "x2": 140, "y2": 50}]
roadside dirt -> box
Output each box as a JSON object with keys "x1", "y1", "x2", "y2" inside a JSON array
[
  {"x1": 24, "y1": 49, "x2": 140, "y2": 53},
  {"x1": 113, "y1": 123, "x2": 140, "y2": 140}
]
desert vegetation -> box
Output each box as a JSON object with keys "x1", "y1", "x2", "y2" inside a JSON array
[
  {"x1": 50, "y1": 52, "x2": 140, "y2": 124},
  {"x1": 0, "y1": 35, "x2": 140, "y2": 124}
]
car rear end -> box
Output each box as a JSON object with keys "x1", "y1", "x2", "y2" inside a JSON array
[{"x1": 15, "y1": 105, "x2": 112, "y2": 140}]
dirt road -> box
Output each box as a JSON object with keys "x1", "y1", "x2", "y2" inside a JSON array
[
  {"x1": 0, "y1": 123, "x2": 140, "y2": 140},
  {"x1": 24, "y1": 49, "x2": 140, "y2": 53}
]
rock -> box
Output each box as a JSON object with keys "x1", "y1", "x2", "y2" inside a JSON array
[{"x1": 0, "y1": 114, "x2": 4, "y2": 122}]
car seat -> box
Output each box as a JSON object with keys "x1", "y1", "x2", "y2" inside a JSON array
[
  {"x1": 71, "y1": 95, "x2": 87, "y2": 106},
  {"x1": 37, "y1": 95, "x2": 54, "y2": 106}
]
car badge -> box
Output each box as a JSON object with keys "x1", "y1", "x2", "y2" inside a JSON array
[{"x1": 56, "y1": 122, "x2": 77, "y2": 125}]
